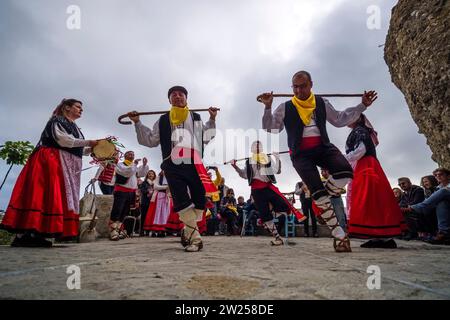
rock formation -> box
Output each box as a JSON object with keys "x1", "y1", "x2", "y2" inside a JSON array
[{"x1": 384, "y1": 0, "x2": 449, "y2": 168}]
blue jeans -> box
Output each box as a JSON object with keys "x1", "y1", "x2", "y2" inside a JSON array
[
  {"x1": 331, "y1": 196, "x2": 347, "y2": 232},
  {"x1": 411, "y1": 188, "x2": 450, "y2": 234}
]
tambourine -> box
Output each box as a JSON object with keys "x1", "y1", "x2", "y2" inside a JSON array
[
  {"x1": 92, "y1": 140, "x2": 118, "y2": 161},
  {"x1": 91, "y1": 136, "x2": 125, "y2": 164}
]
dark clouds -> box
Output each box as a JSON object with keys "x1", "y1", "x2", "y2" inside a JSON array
[{"x1": 0, "y1": 0, "x2": 438, "y2": 208}]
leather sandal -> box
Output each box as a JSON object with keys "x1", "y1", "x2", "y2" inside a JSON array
[{"x1": 333, "y1": 235, "x2": 352, "y2": 253}]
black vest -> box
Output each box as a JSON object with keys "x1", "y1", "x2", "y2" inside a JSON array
[
  {"x1": 245, "y1": 159, "x2": 276, "y2": 186},
  {"x1": 159, "y1": 112, "x2": 204, "y2": 161},
  {"x1": 39, "y1": 116, "x2": 85, "y2": 158},
  {"x1": 345, "y1": 126, "x2": 377, "y2": 159},
  {"x1": 283, "y1": 96, "x2": 330, "y2": 159},
  {"x1": 114, "y1": 162, "x2": 130, "y2": 185}
]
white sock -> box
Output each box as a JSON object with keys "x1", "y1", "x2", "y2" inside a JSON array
[
  {"x1": 324, "y1": 176, "x2": 350, "y2": 196},
  {"x1": 194, "y1": 209, "x2": 204, "y2": 222},
  {"x1": 179, "y1": 208, "x2": 201, "y2": 244},
  {"x1": 315, "y1": 196, "x2": 346, "y2": 239},
  {"x1": 263, "y1": 220, "x2": 281, "y2": 239}
]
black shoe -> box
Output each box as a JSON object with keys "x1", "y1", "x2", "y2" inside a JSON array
[
  {"x1": 361, "y1": 239, "x2": 397, "y2": 249},
  {"x1": 313, "y1": 233, "x2": 319, "y2": 238},
  {"x1": 360, "y1": 239, "x2": 380, "y2": 248},
  {"x1": 304, "y1": 233, "x2": 310, "y2": 237},
  {"x1": 382, "y1": 239, "x2": 397, "y2": 248},
  {"x1": 11, "y1": 234, "x2": 52, "y2": 248}
]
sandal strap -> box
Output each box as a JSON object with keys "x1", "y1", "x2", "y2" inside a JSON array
[{"x1": 318, "y1": 204, "x2": 339, "y2": 232}]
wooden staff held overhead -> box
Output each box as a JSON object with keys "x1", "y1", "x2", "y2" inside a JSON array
[
  {"x1": 256, "y1": 93, "x2": 363, "y2": 102},
  {"x1": 223, "y1": 151, "x2": 290, "y2": 165},
  {"x1": 118, "y1": 108, "x2": 221, "y2": 125}
]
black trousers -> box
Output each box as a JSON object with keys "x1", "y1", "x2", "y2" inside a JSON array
[
  {"x1": 251, "y1": 187, "x2": 290, "y2": 223},
  {"x1": 221, "y1": 208, "x2": 238, "y2": 234},
  {"x1": 301, "y1": 198, "x2": 317, "y2": 234},
  {"x1": 161, "y1": 160, "x2": 206, "y2": 212},
  {"x1": 99, "y1": 182, "x2": 114, "y2": 195},
  {"x1": 292, "y1": 144, "x2": 353, "y2": 200},
  {"x1": 140, "y1": 198, "x2": 150, "y2": 234},
  {"x1": 110, "y1": 191, "x2": 136, "y2": 222}
]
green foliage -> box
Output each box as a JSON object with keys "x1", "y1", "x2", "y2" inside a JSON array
[
  {"x1": 0, "y1": 141, "x2": 34, "y2": 165},
  {"x1": 0, "y1": 229, "x2": 14, "y2": 245}
]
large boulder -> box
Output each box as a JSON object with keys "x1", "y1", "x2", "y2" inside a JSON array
[
  {"x1": 384, "y1": 0, "x2": 450, "y2": 168},
  {"x1": 94, "y1": 195, "x2": 114, "y2": 238}
]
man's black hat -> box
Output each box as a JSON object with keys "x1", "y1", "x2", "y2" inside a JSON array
[{"x1": 168, "y1": 86, "x2": 188, "y2": 98}]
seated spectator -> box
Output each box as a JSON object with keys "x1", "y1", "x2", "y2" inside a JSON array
[
  {"x1": 236, "y1": 196, "x2": 246, "y2": 228},
  {"x1": 405, "y1": 168, "x2": 450, "y2": 245},
  {"x1": 392, "y1": 187, "x2": 403, "y2": 204},
  {"x1": 398, "y1": 177, "x2": 425, "y2": 240},
  {"x1": 417, "y1": 175, "x2": 440, "y2": 240},
  {"x1": 242, "y1": 196, "x2": 259, "y2": 232},
  {"x1": 421, "y1": 175, "x2": 439, "y2": 198},
  {"x1": 212, "y1": 169, "x2": 229, "y2": 235},
  {"x1": 220, "y1": 188, "x2": 239, "y2": 235}
]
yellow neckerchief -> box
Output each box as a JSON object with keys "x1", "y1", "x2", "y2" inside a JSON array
[
  {"x1": 251, "y1": 153, "x2": 269, "y2": 165},
  {"x1": 291, "y1": 92, "x2": 316, "y2": 125},
  {"x1": 169, "y1": 105, "x2": 189, "y2": 126},
  {"x1": 123, "y1": 159, "x2": 133, "y2": 166}
]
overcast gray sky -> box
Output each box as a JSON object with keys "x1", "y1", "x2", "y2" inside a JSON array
[{"x1": 0, "y1": 0, "x2": 438, "y2": 209}]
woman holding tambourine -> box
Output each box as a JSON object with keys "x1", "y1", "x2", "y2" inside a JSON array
[{"x1": 1, "y1": 99, "x2": 102, "y2": 247}]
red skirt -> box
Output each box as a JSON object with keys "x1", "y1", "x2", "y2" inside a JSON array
[
  {"x1": 163, "y1": 210, "x2": 207, "y2": 234},
  {"x1": 143, "y1": 191, "x2": 171, "y2": 232},
  {"x1": 197, "y1": 211, "x2": 207, "y2": 234},
  {"x1": 348, "y1": 156, "x2": 403, "y2": 238},
  {"x1": 165, "y1": 207, "x2": 184, "y2": 233},
  {"x1": 0, "y1": 147, "x2": 79, "y2": 238}
]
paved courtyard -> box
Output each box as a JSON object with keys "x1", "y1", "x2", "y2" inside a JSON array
[{"x1": 1, "y1": 235, "x2": 449, "y2": 300}]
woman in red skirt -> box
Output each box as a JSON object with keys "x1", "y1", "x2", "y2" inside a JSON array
[
  {"x1": 143, "y1": 171, "x2": 172, "y2": 237},
  {"x1": 345, "y1": 114, "x2": 403, "y2": 248},
  {"x1": 0, "y1": 99, "x2": 99, "y2": 247}
]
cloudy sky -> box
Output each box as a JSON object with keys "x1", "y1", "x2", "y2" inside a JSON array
[{"x1": 0, "y1": 0, "x2": 438, "y2": 209}]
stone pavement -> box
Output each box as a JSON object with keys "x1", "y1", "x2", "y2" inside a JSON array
[{"x1": 0, "y1": 235, "x2": 449, "y2": 300}]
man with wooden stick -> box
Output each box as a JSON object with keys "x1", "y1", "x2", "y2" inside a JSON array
[
  {"x1": 231, "y1": 140, "x2": 306, "y2": 246},
  {"x1": 259, "y1": 70, "x2": 377, "y2": 252},
  {"x1": 127, "y1": 86, "x2": 218, "y2": 252}
]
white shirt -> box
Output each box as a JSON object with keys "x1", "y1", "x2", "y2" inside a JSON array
[
  {"x1": 115, "y1": 162, "x2": 149, "y2": 190},
  {"x1": 233, "y1": 155, "x2": 281, "y2": 183},
  {"x1": 134, "y1": 113, "x2": 216, "y2": 154},
  {"x1": 262, "y1": 98, "x2": 367, "y2": 133}
]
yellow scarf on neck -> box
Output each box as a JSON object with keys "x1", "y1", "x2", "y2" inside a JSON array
[
  {"x1": 252, "y1": 153, "x2": 269, "y2": 165},
  {"x1": 291, "y1": 92, "x2": 316, "y2": 125},
  {"x1": 169, "y1": 105, "x2": 189, "y2": 126},
  {"x1": 123, "y1": 159, "x2": 133, "y2": 166}
]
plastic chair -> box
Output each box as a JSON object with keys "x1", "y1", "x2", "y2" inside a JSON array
[
  {"x1": 284, "y1": 214, "x2": 296, "y2": 238},
  {"x1": 241, "y1": 210, "x2": 255, "y2": 236}
]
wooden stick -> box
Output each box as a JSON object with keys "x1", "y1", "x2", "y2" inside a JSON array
[
  {"x1": 256, "y1": 93, "x2": 363, "y2": 102},
  {"x1": 118, "y1": 108, "x2": 221, "y2": 125},
  {"x1": 223, "y1": 151, "x2": 290, "y2": 165}
]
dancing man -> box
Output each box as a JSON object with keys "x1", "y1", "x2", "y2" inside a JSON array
[
  {"x1": 109, "y1": 151, "x2": 148, "y2": 241},
  {"x1": 128, "y1": 86, "x2": 218, "y2": 252},
  {"x1": 231, "y1": 141, "x2": 305, "y2": 246},
  {"x1": 259, "y1": 70, "x2": 377, "y2": 252}
]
